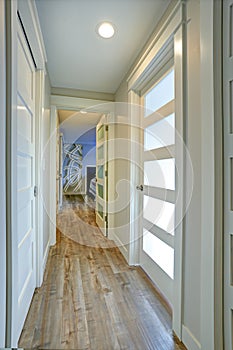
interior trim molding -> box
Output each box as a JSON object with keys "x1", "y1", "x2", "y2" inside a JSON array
[
  {"x1": 126, "y1": 0, "x2": 182, "y2": 89},
  {"x1": 51, "y1": 87, "x2": 115, "y2": 102}
]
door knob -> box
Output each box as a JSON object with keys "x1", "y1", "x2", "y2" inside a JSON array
[{"x1": 136, "y1": 185, "x2": 143, "y2": 191}]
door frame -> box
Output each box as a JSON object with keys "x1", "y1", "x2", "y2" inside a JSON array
[
  {"x1": 50, "y1": 95, "x2": 112, "y2": 245},
  {"x1": 0, "y1": 0, "x2": 6, "y2": 346},
  {"x1": 127, "y1": 1, "x2": 186, "y2": 339},
  {"x1": 127, "y1": 0, "x2": 224, "y2": 348}
]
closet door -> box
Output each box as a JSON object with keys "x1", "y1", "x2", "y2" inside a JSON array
[{"x1": 13, "y1": 20, "x2": 37, "y2": 343}]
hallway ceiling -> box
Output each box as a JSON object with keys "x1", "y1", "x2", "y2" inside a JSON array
[{"x1": 35, "y1": 0, "x2": 170, "y2": 94}]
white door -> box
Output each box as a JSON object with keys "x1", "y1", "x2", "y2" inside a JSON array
[
  {"x1": 96, "y1": 115, "x2": 108, "y2": 236},
  {"x1": 138, "y1": 68, "x2": 175, "y2": 305},
  {"x1": 223, "y1": 1, "x2": 233, "y2": 348},
  {"x1": 14, "y1": 21, "x2": 36, "y2": 343}
]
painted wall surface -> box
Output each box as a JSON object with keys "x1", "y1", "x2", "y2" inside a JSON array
[
  {"x1": 115, "y1": 80, "x2": 128, "y2": 103},
  {"x1": 111, "y1": 105, "x2": 131, "y2": 261},
  {"x1": 42, "y1": 74, "x2": 51, "y2": 255},
  {"x1": 0, "y1": 0, "x2": 6, "y2": 345}
]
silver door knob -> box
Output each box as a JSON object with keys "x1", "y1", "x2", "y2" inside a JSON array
[{"x1": 136, "y1": 185, "x2": 143, "y2": 191}]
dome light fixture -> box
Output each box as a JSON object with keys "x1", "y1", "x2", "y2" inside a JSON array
[{"x1": 97, "y1": 22, "x2": 115, "y2": 39}]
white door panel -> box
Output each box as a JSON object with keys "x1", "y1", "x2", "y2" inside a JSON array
[
  {"x1": 139, "y1": 67, "x2": 175, "y2": 305},
  {"x1": 17, "y1": 33, "x2": 34, "y2": 113},
  {"x1": 14, "y1": 20, "x2": 36, "y2": 343}
]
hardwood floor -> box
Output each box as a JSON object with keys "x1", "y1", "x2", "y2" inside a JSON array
[{"x1": 19, "y1": 195, "x2": 186, "y2": 350}]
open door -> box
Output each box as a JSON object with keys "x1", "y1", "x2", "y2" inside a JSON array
[
  {"x1": 138, "y1": 68, "x2": 175, "y2": 306},
  {"x1": 96, "y1": 115, "x2": 108, "y2": 236}
]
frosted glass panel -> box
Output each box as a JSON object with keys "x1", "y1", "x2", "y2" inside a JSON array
[
  {"x1": 98, "y1": 184, "x2": 104, "y2": 199},
  {"x1": 98, "y1": 145, "x2": 104, "y2": 160},
  {"x1": 144, "y1": 158, "x2": 175, "y2": 190},
  {"x1": 98, "y1": 203, "x2": 103, "y2": 218},
  {"x1": 98, "y1": 165, "x2": 104, "y2": 179},
  {"x1": 143, "y1": 229, "x2": 174, "y2": 279},
  {"x1": 143, "y1": 196, "x2": 174, "y2": 234},
  {"x1": 144, "y1": 114, "x2": 174, "y2": 151},
  {"x1": 144, "y1": 69, "x2": 174, "y2": 116},
  {"x1": 97, "y1": 125, "x2": 104, "y2": 141}
]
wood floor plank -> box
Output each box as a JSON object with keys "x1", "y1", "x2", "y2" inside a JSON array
[{"x1": 18, "y1": 195, "x2": 186, "y2": 350}]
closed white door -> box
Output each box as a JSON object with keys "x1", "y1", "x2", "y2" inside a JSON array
[
  {"x1": 14, "y1": 21, "x2": 36, "y2": 342},
  {"x1": 223, "y1": 1, "x2": 233, "y2": 348},
  {"x1": 96, "y1": 115, "x2": 108, "y2": 236},
  {"x1": 139, "y1": 68, "x2": 175, "y2": 305}
]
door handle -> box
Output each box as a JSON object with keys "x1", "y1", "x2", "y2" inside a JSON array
[{"x1": 136, "y1": 185, "x2": 143, "y2": 191}]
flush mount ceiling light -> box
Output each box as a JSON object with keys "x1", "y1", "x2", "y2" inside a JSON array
[
  {"x1": 80, "y1": 110, "x2": 87, "y2": 114},
  {"x1": 97, "y1": 22, "x2": 115, "y2": 39}
]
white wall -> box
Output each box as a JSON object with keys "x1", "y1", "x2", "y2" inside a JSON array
[
  {"x1": 109, "y1": 116, "x2": 131, "y2": 261},
  {"x1": 41, "y1": 73, "x2": 51, "y2": 256},
  {"x1": 0, "y1": 0, "x2": 6, "y2": 346}
]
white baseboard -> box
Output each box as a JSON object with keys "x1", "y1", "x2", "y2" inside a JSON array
[{"x1": 182, "y1": 325, "x2": 201, "y2": 350}]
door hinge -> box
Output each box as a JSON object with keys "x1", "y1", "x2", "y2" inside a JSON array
[
  {"x1": 105, "y1": 125, "x2": 108, "y2": 132},
  {"x1": 136, "y1": 184, "x2": 143, "y2": 191},
  {"x1": 105, "y1": 215, "x2": 108, "y2": 223},
  {"x1": 34, "y1": 185, "x2": 38, "y2": 197},
  {"x1": 105, "y1": 170, "x2": 108, "y2": 177}
]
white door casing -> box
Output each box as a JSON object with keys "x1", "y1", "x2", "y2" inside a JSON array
[
  {"x1": 223, "y1": 1, "x2": 233, "y2": 348},
  {"x1": 0, "y1": 0, "x2": 6, "y2": 345}
]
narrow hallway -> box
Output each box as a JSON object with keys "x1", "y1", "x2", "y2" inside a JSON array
[{"x1": 19, "y1": 196, "x2": 186, "y2": 350}]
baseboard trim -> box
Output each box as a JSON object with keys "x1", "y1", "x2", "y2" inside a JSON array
[{"x1": 182, "y1": 325, "x2": 201, "y2": 350}]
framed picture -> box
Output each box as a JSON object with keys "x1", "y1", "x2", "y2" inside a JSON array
[{"x1": 63, "y1": 143, "x2": 82, "y2": 194}]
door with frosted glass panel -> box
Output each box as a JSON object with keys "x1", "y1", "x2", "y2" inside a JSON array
[
  {"x1": 96, "y1": 116, "x2": 108, "y2": 236},
  {"x1": 139, "y1": 69, "x2": 175, "y2": 304}
]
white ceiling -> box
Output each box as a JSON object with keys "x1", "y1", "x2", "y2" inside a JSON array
[
  {"x1": 58, "y1": 110, "x2": 102, "y2": 143},
  {"x1": 35, "y1": 0, "x2": 170, "y2": 94}
]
